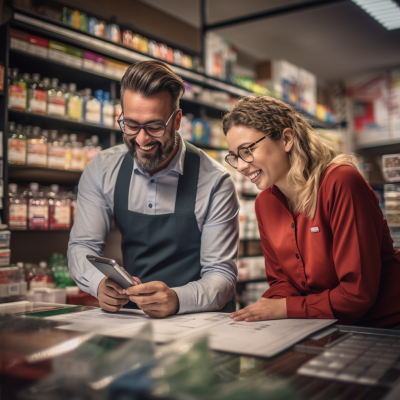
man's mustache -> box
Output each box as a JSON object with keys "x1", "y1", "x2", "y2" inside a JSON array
[{"x1": 129, "y1": 139, "x2": 162, "y2": 149}]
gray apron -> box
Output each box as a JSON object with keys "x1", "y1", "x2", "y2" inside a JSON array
[{"x1": 113, "y1": 141, "x2": 235, "y2": 312}]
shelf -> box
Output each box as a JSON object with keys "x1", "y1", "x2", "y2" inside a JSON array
[
  {"x1": 12, "y1": 11, "x2": 252, "y2": 98},
  {"x1": 11, "y1": 10, "x2": 334, "y2": 130},
  {"x1": 8, "y1": 109, "x2": 119, "y2": 135},
  {"x1": 9, "y1": 49, "x2": 231, "y2": 115},
  {"x1": 11, "y1": 229, "x2": 71, "y2": 233},
  {"x1": 240, "y1": 238, "x2": 261, "y2": 242},
  {"x1": 237, "y1": 278, "x2": 267, "y2": 284},
  {"x1": 8, "y1": 165, "x2": 81, "y2": 185},
  {"x1": 356, "y1": 138, "x2": 400, "y2": 155}
]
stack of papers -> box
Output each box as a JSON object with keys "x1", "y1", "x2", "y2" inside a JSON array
[{"x1": 48, "y1": 309, "x2": 336, "y2": 358}]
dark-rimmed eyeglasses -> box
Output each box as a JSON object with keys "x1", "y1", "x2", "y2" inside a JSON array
[
  {"x1": 225, "y1": 135, "x2": 269, "y2": 169},
  {"x1": 117, "y1": 109, "x2": 179, "y2": 138}
]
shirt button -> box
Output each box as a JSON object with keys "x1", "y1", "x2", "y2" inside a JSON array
[
  {"x1": 291, "y1": 223, "x2": 294, "y2": 228},
  {"x1": 296, "y1": 254, "x2": 300, "y2": 259},
  {"x1": 302, "y1": 281, "x2": 306, "y2": 287},
  {"x1": 149, "y1": 204, "x2": 152, "y2": 208},
  {"x1": 150, "y1": 179, "x2": 154, "y2": 183}
]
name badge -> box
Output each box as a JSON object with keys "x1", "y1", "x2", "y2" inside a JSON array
[{"x1": 310, "y1": 226, "x2": 320, "y2": 233}]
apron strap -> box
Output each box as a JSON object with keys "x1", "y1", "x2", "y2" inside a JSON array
[
  {"x1": 114, "y1": 141, "x2": 200, "y2": 213},
  {"x1": 175, "y1": 141, "x2": 200, "y2": 214},
  {"x1": 114, "y1": 152, "x2": 133, "y2": 210}
]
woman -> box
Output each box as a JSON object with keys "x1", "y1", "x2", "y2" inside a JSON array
[{"x1": 226, "y1": 96, "x2": 400, "y2": 328}]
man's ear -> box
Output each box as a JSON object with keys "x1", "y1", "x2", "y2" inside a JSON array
[
  {"x1": 282, "y1": 128, "x2": 294, "y2": 153},
  {"x1": 174, "y1": 110, "x2": 182, "y2": 131}
]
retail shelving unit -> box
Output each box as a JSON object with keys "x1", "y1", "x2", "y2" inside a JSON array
[{"x1": 0, "y1": 7, "x2": 339, "y2": 266}]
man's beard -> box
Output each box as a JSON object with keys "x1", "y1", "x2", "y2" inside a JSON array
[{"x1": 123, "y1": 129, "x2": 177, "y2": 171}]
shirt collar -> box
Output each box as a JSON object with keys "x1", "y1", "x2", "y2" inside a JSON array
[{"x1": 133, "y1": 133, "x2": 186, "y2": 178}]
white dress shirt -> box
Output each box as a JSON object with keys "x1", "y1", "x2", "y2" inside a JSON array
[{"x1": 68, "y1": 136, "x2": 240, "y2": 313}]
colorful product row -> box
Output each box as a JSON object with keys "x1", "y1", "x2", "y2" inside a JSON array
[
  {"x1": 61, "y1": 8, "x2": 200, "y2": 71},
  {"x1": 8, "y1": 183, "x2": 77, "y2": 231},
  {"x1": 7, "y1": 68, "x2": 120, "y2": 127},
  {"x1": 8, "y1": 122, "x2": 102, "y2": 171}
]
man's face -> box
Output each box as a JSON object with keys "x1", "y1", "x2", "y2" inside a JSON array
[{"x1": 122, "y1": 90, "x2": 182, "y2": 170}]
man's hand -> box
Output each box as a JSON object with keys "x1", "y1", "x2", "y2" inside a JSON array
[
  {"x1": 97, "y1": 277, "x2": 129, "y2": 312},
  {"x1": 229, "y1": 298, "x2": 287, "y2": 322},
  {"x1": 124, "y1": 281, "x2": 179, "y2": 318}
]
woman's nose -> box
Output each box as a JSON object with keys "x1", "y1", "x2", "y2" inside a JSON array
[{"x1": 237, "y1": 158, "x2": 250, "y2": 174}]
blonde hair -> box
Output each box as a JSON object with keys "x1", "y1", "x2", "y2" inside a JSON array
[{"x1": 222, "y1": 96, "x2": 356, "y2": 219}]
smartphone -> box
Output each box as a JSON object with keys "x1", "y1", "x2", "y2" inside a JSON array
[{"x1": 86, "y1": 255, "x2": 139, "y2": 289}]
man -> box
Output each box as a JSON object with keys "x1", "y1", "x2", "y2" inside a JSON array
[{"x1": 68, "y1": 60, "x2": 239, "y2": 318}]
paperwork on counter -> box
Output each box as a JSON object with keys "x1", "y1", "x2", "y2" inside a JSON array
[{"x1": 47, "y1": 309, "x2": 336, "y2": 358}]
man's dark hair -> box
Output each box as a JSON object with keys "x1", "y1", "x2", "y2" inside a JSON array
[{"x1": 120, "y1": 60, "x2": 185, "y2": 112}]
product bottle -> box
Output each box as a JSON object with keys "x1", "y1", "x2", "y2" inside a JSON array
[
  {"x1": 47, "y1": 130, "x2": 65, "y2": 170},
  {"x1": 28, "y1": 182, "x2": 49, "y2": 230},
  {"x1": 63, "y1": 134, "x2": 72, "y2": 170},
  {"x1": 8, "y1": 183, "x2": 28, "y2": 230},
  {"x1": 8, "y1": 68, "x2": 27, "y2": 111},
  {"x1": 8, "y1": 122, "x2": 27, "y2": 165},
  {"x1": 84, "y1": 89, "x2": 102, "y2": 125},
  {"x1": 27, "y1": 126, "x2": 48, "y2": 167},
  {"x1": 68, "y1": 191, "x2": 78, "y2": 225},
  {"x1": 84, "y1": 135, "x2": 101, "y2": 165},
  {"x1": 28, "y1": 73, "x2": 47, "y2": 115},
  {"x1": 47, "y1": 78, "x2": 66, "y2": 117},
  {"x1": 29, "y1": 261, "x2": 54, "y2": 289},
  {"x1": 66, "y1": 83, "x2": 83, "y2": 121},
  {"x1": 102, "y1": 91, "x2": 114, "y2": 127},
  {"x1": 69, "y1": 134, "x2": 85, "y2": 171},
  {"x1": 114, "y1": 100, "x2": 122, "y2": 129},
  {"x1": 48, "y1": 184, "x2": 72, "y2": 230}
]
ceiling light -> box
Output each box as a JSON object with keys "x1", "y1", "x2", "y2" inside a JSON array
[{"x1": 352, "y1": 0, "x2": 400, "y2": 30}]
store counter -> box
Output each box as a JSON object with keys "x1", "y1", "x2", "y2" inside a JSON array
[{"x1": 0, "y1": 302, "x2": 397, "y2": 400}]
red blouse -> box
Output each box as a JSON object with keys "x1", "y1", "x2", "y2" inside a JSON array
[{"x1": 256, "y1": 164, "x2": 400, "y2": 327}]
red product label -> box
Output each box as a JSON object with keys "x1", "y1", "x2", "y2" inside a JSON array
[
  {"x1": 32, "y1": 90, "x2": 47, "y2": 101},
  {"x1": 28, "y1": 35, "x2": 48, "y2": 48}
]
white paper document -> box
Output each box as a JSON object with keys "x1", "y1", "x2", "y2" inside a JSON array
[
  {"x1": 47, "y1": 309, "x2": 336, "y2": 357},
  {"x1": 48, "y1": 309, "x2": 229, "y2": 344}
]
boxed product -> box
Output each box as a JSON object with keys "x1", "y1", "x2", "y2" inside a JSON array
[
  {"x1": 9, "y1": 29, "x2": 29, "y2": 51},
  {"x1": 48, "y1": 40, "x2": 68, "y2": 63},
  {"x1": 64, "y1": 44, "x2": 83, "y2": 68},
  {"x1": 382, "y1": 154, "x2": 400, "y2": 182},
  {"x1": 0, "y1": 230, "x2": 11, "y2": 249},
  {"x1": 83, "y1": 51, "x2": 105, "y2": 74},
  {"x1": 0, "y1": 248, "x2": 10, "y2": 266},
  {"x1": 384, "y1": 184, "x2": 400, "y2": 226},
  {"x1": 27, "y1": 35, "x2": 48, "y2": 58}
]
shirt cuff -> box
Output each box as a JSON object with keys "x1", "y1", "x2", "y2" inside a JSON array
[
  {"x1": 87, "y1": 269, "x2": 106, "y2": 298},
  {"x1": 171, "y1": 285, "x2": 196, "y2": 314},
  {"x1": 286, "y1": 295, "x2": 308, "y2": 318}
]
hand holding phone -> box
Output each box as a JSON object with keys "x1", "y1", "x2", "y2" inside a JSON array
[
  {"x1": 86, "y1": 255, "x2": 140, "y2": 289},
  {"x1": 87, "y1": 255, "x2": 140, "y2": 313}
]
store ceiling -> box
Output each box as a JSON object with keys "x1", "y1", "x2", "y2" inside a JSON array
[{"x1": 138, "y1": 0, "x2": 400, "y2": 81}]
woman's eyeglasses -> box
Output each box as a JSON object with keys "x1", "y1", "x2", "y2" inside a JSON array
[
  {"x1": 225, "y1": 135, "x2": 269, "y2": 169},
  {"x1": 117, "y1": 109, "x2": 179, "y2": 138}
]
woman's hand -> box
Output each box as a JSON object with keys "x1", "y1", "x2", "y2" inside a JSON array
[{"x1": 230, "y1": 298, "x2": 287, "y2": 322}]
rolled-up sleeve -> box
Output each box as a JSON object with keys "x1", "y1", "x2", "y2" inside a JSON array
[
  {"x1": 68, "y1": 154, "x2": 113, "y2": 298},
  {"x1": 172, "y1": 171, "x2": 239, "y2": 313}
]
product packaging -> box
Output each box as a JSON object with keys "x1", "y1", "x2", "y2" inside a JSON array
[{"x1": 27, "y1": 35, "x2": 48, "y2": 58}]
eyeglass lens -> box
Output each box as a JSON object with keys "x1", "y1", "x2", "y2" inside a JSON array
[
  {"x1": 226, "y1": 148, "x2": 254, "y2": 168},
  {"x1": 123, "y1": 121, "x2": 166, "y2": 137}
]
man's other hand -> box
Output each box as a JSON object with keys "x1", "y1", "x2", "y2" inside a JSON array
[
  {"x1": 124, "y1": 281, "x2": 179, "y2": 318},
  {"x1": 97, "y1": 277, "x2": 129, "y2": 312}
]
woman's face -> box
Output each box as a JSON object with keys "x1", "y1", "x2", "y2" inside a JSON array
[{"x1": 226, "y1": 125, "x2": 292, "y2": 191}]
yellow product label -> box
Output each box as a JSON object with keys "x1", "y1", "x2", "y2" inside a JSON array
[{"x1": 68, "y1": 96, "x2": 82, "y2": 120}]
